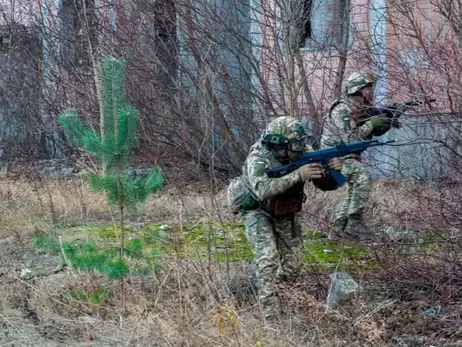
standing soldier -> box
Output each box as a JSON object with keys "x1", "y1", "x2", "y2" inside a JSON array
[
  {"x1": 236, "y1": 116, "x2": 343, "y2": 330},
  {"x1": 320, "y1": 72, "x2": 396, "y2": 240}
]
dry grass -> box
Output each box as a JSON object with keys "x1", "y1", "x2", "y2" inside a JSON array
[
  {"x1": 1, "y1": 175, "x2": 459, "y2": 231},
  {"x1": 0, "y1": 176, "x2": 461, "y2": 346},
  {"x1": 0, "y1": 257, "x2": 395, "y2": 346},
  {"x1": 0, "y1": 176, "x2": 229, "y2": 228}
]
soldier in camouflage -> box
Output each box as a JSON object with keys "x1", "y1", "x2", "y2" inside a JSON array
[
  {"x1": 320, "y1": 72, "x2": 395, "y2": 240},
  {"x1": 240, "y1": 116, "x2": 343, "y2": 329}
]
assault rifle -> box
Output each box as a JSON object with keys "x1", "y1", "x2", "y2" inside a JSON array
[
  {"x1": 264, "y1": 139, "x2": 396, "y2": 186},
  {"x1": 360, "y1": 98, "x2": 437, "y2": 129}
]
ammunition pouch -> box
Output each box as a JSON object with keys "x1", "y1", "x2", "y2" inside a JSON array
[
  {"x1": 371, "y1": 118, "x2": 393, "y2": 136},
  {"x1": 272, "y1": 194, "x2": 306, "y2": 216},
  {"x1": 240, "y1": 193, "x2": 260, "y2": 213},
  {"x1": 263, "y1": 182, "x2": 306, "y2": 216}
]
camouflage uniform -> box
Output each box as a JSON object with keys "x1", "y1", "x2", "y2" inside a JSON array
[
  {"x1": 241, "y1": 117, "x2": 340, "y2": 326},
  {"x1": 321, "y1": 72, "x2": 391, "y2": 237}
]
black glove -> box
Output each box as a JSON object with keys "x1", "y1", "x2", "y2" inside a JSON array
[{"x1": 370, "y1": 107, "x2": 401, "y2": 129}]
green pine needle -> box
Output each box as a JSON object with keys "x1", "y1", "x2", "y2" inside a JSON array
[
  {"x1": 54, "y1": 56, "x2": 165, "y2": 282},
  {"x1": 88, "y1": 288, "x2": 106, "y2": 305},
  {"x1": 87, "y1": 167, "x2": 164, "y2": 208},
  {"x1": 68, "y1": 290, "x2": 87, "y2": 302},
  {"x1": 59, "y1": 111, "x2": 100, "y2": 150},
  {"x1": 102, "y1": 257, "x2": 129, "y2": 280},
  {"x1": 102, "y1": 57, "x2": 127, "y2": 134},
  {"x1": 115, "y1": 105, "x2": 138, "y2": 154},
  {"x1": 125, "y1": 238, "x2": 146, "y2": 259},
  {"x1": 32, "y1": 235, "x2": 61, "y2": 254}
]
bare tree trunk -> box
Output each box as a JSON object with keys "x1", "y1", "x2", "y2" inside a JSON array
[
  {"x1": 333, "y1": 0, "x2": 351, "y2": 98},
  {"x1": 83, "y1": 0, "x2": 106, "y2": 172},
  {"x1": 286, "y1": 52, "x2": 301, "y2": 118},
  {"x1": 295, "y1": 51, "x2": 318, "y2": 121}
]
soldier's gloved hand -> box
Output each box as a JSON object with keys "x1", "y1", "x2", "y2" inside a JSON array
[
  {"x1": 297, "y1": 163, "x2": 323, "y2": 181},
  {"x1": 368, "y1": 115, "x2": 385, "y2": 129},
  {"x1": 328, "y1": 157, "x2": 342, "y2": 171}
]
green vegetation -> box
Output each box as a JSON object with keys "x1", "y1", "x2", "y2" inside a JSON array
[
  {"x1": 53, "y1": 56, "x2": 164, "y2": 282},
  {"x1": 34, "y1": 221, "x2": 372, "y2": 275},
  {"x1": 66, "y1": 286, "x2": 108, "y2": 306}
]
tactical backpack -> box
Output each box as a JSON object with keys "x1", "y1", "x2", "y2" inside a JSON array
[
  {"x1": 227, "y1": 176, "x2": 259, "y2": 215},
  {"x1": 318, "y1": 99, "x2": 344, "y2": 140}
]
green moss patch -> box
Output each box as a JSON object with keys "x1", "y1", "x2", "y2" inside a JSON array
[
  {"x1": 304, "y1": 238, "x2": 374, "y2": 272},
  {"x1": 40, "y1": 219, "x2": 450, "y2": 277},
  {"x1": 39, "y1": 220, "x2": 380, "y2": 275}
]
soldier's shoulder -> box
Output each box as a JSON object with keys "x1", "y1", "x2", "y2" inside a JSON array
[
  {"x1": 244, "y1": 145, "x2": 272, "y2": 177},
  {"x1": 331, "y1": 99, "x2": 351, "y2": 112},
  {"x1": 246, "y1": 155, "x2": 269, "y2": 177},
  {"x1": 331, "y1": 99, "x2": 352, "y2": 120},
  {"x1": 247, "y1": 141, "x2": 271, "y2": 157}
]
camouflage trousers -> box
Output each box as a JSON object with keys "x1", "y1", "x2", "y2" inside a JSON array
[
  {"x1": 335, "y1": 158, "x2": 372, "y2": 220},
  {"x1": 243, "y1": 210, "x2": 303, "y2": 321}
]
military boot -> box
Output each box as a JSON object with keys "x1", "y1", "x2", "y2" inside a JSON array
[
  {"x1": 264, "y1": 314, "x2": 279, "y2": 332},
  {"x1": 329, "y1": 216, "x2": 359, "y2": 241},
  {"x1": 347, "y1": 213, "x2": 375, "y2": 242}
]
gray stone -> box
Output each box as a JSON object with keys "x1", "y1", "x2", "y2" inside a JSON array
[
  {"x1": 391, "y1": 334, "x2": 427, "y2": 347},
  {"x1": 325, "y1": 271, "x2": 362, "y2": 311}
]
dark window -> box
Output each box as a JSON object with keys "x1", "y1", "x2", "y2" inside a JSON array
[
  {"x1": 59, "y1": 0, "x2": 97, "y2": 68},
  {"x1": 299, "y1": 0, "x2": 313, "y2": 48},
  {"x1": 295, "y1": 0, "x2": 348, "y2": 49}
]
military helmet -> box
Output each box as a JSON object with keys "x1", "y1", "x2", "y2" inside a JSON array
[
  {"x1": 345, "y1": 72, "x2": 375, "y2": 95},
  {"x1": 262, "y1": 116, "x2": 306, "y2": 152}
]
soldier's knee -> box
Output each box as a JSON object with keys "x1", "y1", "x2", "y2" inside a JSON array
[
  {"x1": 356, "y1": 170, "x2": 372, "y2": 187},
  {"x1": 257, "y1": 256, "x2": 279, "y2": 283},
  {"x1": 279, "y1": 256, "x2": 302, "y2": 283},
  {"x1": 286, "y1": 265, "x2": 302, "y2": 283},
  {"x1": 278, "y1": 269, "x2": 300, "y2": 284}
]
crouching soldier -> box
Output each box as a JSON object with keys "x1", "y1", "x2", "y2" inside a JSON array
[{"x1": 230, "y1": 116, "x2": 343, "y2": 330}]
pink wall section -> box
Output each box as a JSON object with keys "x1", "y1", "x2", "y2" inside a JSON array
[
  {"x1": 260, "y1": 0, "x2": 456, "y2": 118},
  {"x1": 385, "y1": 0, "x2": 458, "y2": 110}
]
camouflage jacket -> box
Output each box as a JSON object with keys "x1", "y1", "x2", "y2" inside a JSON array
[
  {"x1": 241, "y1": 140, "x2": 339, "y2": 216},
  {"x1": 242, "y1": 140, "x2": 305, "y2": 215},
  {"x1": 242, "y1": 140, "x2": 304, "y2": 204},
  {"x1": 320, "y1": 98, "x2": 375, "y2": 149}
]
